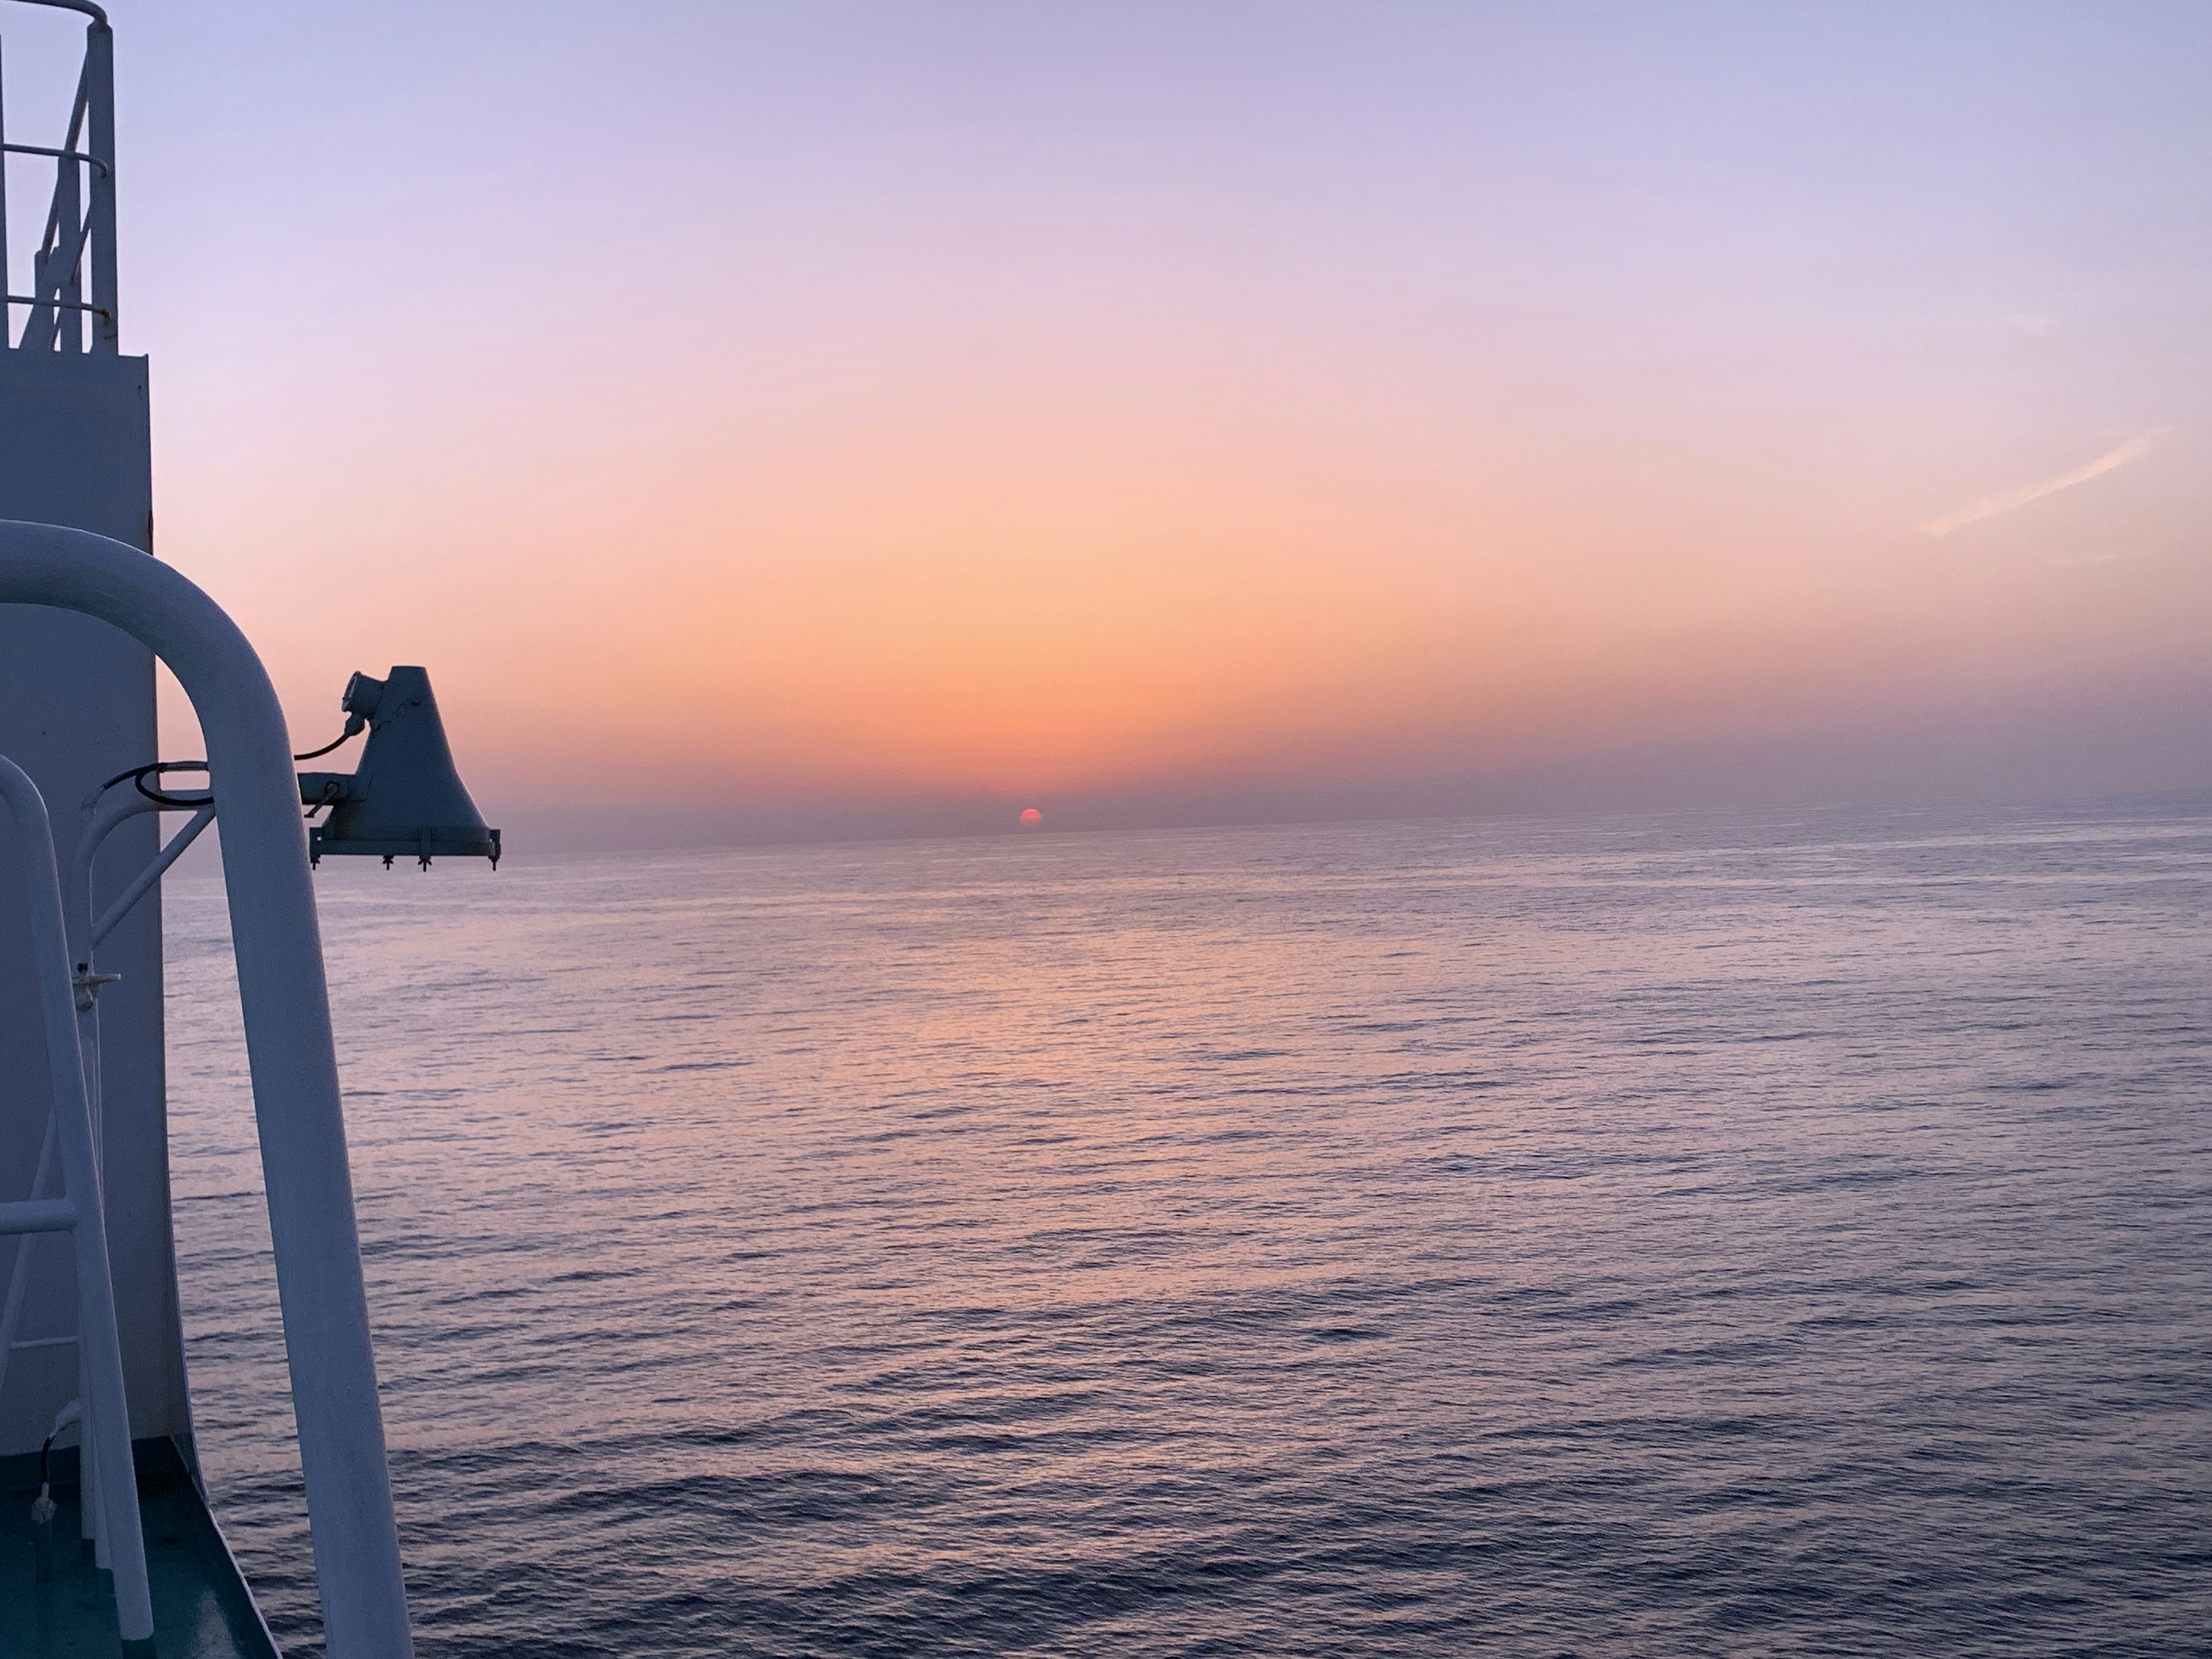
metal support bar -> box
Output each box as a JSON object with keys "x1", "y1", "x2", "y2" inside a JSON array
[
  {"x1": 90, "y1": 801, "x2": 213, "y2": 950},
  {"x1": 2, "y1": 142, "x2": 108, "y2": 175},
  {"x1": 0, "y1": 521, "x2": 417, "y2": 1659},
  {"x1": 52, "y1": 89, "x2": 82, "y2": 353},
  {"x1": 0, "y1": 1198, "x2": 78, "y2": 1236},
  {"x1": 2, "y1": 293, "x2": 111, "y2": 315},
  {"x1": 20, "y1": 184, "x2": 92, "y2": 351}
]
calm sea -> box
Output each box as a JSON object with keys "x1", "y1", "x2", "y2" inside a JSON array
[{"x1": 163, "y1": 798, "x2": 2212, "y2": 1657}]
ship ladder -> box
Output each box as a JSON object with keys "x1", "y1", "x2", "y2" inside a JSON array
[
  {"x1": 0, "y1": 753, "x2": 157, "y2": 1655},
  {"x1": 0, "y1": 775, "x2": 210, "y2": 1592}
]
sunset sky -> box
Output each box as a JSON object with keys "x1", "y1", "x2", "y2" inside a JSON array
[{"x1": 12, "y1": 2, "x2": 2208, "y2": 843}]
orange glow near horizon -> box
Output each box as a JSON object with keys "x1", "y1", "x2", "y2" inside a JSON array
[{"x1": 155, "y1": 349, "x2": 2207, "y2": 822}]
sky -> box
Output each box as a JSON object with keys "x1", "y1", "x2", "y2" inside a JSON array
[{"x1": 7, "y1": 1, "x2": 2210, "y2": 846}]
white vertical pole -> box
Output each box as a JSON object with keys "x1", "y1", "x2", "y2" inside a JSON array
[
  {"x1": 84, "y1": 18, "x2": 117, "y2": 352},
  {"x1": 85, "y1": 1389, "x2": 108, "y2": 1558},
  {"x1": 1, "y1": 35, "x2": 12, "y2": 349},
  {"x1": 0, "y1": 754, "x2": 154, "y2": 1653},
  {"x1": 63, "y1": 792, "x2": 143, "y2": 1577},
  {"x1": 54, "y1": 142, "x2": 78, "y2": 353}
]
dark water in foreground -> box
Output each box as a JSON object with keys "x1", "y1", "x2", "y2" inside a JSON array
[{"x1": 164, "y1": 799, "x2": 2212, "y2": 1657}]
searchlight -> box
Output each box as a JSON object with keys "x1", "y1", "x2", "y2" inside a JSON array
[{"x1": 298, "y1": 667, "x2": 501, "y2": 869}]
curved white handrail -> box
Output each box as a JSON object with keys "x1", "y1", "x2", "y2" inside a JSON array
[
  {"x1": 2, "y1": 1, "x2": 109, "y2": 25},
  {"x1": 0, "y1": 521, "x2": 413, "y2": 1658},
  {"x1": 4, "y1": 1, "x2": 111, "y2": 22}
]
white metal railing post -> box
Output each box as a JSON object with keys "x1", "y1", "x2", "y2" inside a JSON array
[
  {"x1": 0, "y1": 753, "x2": 154, "y2": 1652},
  {"x1": 52, "y1": 113, "x2": 79, "y2": 352},
  {"x1": 0, "y1": 521, "x2": 416, "y2": 1659},
  {"x1": 78, "y1": 794, "x2": 213, "y2": 1569},
  {"x1": 65, "y1": 790, "x2": 183, "y2": 1120},
  {"x1": 62, "y1": 787, "x2": 150, "y2": 1578},
  {"x1": 83, "y1": 16, "x2": 115, "y2": 350},
  {"x1": 1, "y1": 36, "x2": 10, "y2": 342}
]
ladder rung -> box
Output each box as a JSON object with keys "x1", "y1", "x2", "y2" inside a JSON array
[{"x1": 0, "y1": 1198, "x2": 78, "y2": 1236}]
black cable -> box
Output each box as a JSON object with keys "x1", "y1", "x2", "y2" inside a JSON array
[
  {"x1": 97, "y1": 758, "x2": 203, "y2": 796},
  {"x1": 136, "y1": 780, "x2": 213, "y2": 806},
  {"x1": 114, "y1": 760, "x2": 213, "y2": 809},
  {"x1": 97, "y1": 721, "x2": 357, "y2": 810},
  {"x1": 90, "y1": 759, "x2": 211, "y2": 805},
  {"x1": 293, "y1": 728, "x2": 360, "y2": 762}
]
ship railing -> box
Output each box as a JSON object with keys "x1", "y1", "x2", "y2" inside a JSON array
[
  {"x1": 0, "y1": 790, "x2": 215, "y2": 1423},
  {"x1": 0, "y1": 0, "x2": 119, "y2": 353},
  {"x1": 0, "y1": 752, "x2": 157, "y2": 1654}
]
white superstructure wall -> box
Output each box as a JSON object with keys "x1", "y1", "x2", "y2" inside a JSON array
[{"x1": 0, "y1": 348, "x2": 191, "y2": 1455}]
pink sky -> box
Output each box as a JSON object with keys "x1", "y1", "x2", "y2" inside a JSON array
[{"x1": 13, "y1": 2, "x2": 2205, "y2": 842}]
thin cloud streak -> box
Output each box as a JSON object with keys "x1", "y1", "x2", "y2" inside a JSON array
[{"x1": 1922, "y1": 428, "x2": 2171, "y2": 538}]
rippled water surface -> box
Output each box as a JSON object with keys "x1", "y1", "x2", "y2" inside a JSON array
[{"x1": 164, "y1": 800, "x2": 2212, "y2": 1656}]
